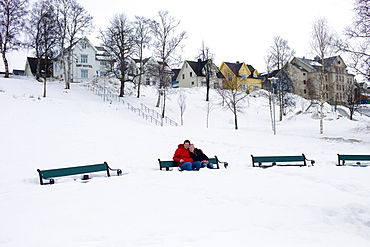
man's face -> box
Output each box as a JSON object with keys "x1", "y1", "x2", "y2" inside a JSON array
[{"x1": 184, "y1": 142, "x2": 190, "y2": 149}]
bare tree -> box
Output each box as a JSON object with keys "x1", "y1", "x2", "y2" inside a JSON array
[
  {"x1": 26, "y1": 0, "x2": 58, "y2": 97},
  {"x1": 0, "y1": 0, "x2": 28, "y2": 78},
  {"x1": 99, "y1": 13, "x2": 135, "y2": 97},
  {"x1": 55, "y1": 0, "x2": 93, "y2": 89},
  {"x1": 268, "y1": 36, "x2": 295, "y2": 121},
  {"x1": 336, "y1": 0, "x2": 370, "y2": 80},
  {"x1": 310, "y1": 17, "x2": 336, "y2": 134},
  {"x1": 177, "y1": 90, "x2": 186, "y2": 125},
  {"x1": 343, "y1": 81, "x2": 360, "y2": 120},
  {"x1": 203, "y1": 98, "x2": 216, "y2": 128},
  {"x1": 133, "y1": 16, "x2": 152, "y2": 98},
  {"x1": 151, "y1": 10, "x2": 186, "y2": 117},
  {"x1": 217, "y1": 77, "x2": 248, "y2": 130},
  {"x1": 196, "y1": 41, "x2": 215, "y2": 101}
]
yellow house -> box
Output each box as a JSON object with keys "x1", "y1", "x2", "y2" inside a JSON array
[{"x1": 219, "y1": 61, "x2": 262, "y2": 92}]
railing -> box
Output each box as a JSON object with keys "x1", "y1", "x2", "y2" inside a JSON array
[
  {"x1": 140, "y1": 103, "x2": 178, "y2": 126},
  {"x1": 127, "y1": 103, "x2": 162, "y2": 126},
  {"x1": 81, "y1": 82, "x2": 177, "y2": 126}
]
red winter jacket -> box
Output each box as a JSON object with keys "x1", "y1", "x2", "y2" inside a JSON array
[{"x1": 173, "y1": 144, "x2": 193, "y2": 166}]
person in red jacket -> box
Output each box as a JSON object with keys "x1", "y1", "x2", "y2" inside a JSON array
[{"x1": 173, "y1": 140, "x2": 201, "y2": 171}]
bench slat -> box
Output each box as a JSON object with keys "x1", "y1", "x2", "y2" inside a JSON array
[
  {"x1": 252, "y1": 155, "x2": 304, "y2": 163},
  {"x1": 338, "y1": 154, "x2": 370, "y2": 161},
  {"x1": 40, "y1": 163, "x2": 107, "y2": 179},
  {"x1": 37, "y1": 162, "x2": 122, "y2": 185},
  {"x1": 158, "y1": 156, "x2": 223, "y2": 170},
  {"x1": 251, "y1": 154, "x2": 312, "y2": 167},
  {"x1": 337, "y1": 154, "x2": 370, "y2": 166}
]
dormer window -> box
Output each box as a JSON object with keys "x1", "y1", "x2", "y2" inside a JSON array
[{"x1": 81, "y1": 43, "x2": 87, "y2": 49}]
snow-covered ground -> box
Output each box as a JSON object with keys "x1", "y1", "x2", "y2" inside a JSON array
[{"x1": 1, "y1": 76, "x2": 370, "y2": 247}]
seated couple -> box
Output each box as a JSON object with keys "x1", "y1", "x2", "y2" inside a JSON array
[{"x1": 173, "y1": 139, "x2": 214, "y2": 171}]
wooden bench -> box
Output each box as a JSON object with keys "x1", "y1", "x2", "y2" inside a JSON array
[
  {"x1": 158, "y1": 156, "x2": 228, "y2": 171},
  {"x1": 251, "y1": 154, "x2": 315, "y2": 167},
  {"x1": 337, "y1": 154, "x2": 370, "y2": 166},
  {"x1": 37, "y1": 162, "x2": 122, "y2": 185}
]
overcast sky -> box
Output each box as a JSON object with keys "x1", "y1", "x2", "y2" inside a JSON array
[{"x1": 1, "y1": 0, "x2": 356, "y2": 73}]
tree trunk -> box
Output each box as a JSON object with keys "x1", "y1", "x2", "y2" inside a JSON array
[
  {"x1": 43, "y1": 79, "x2": 47, "y2": 97},
  {"x1": 320, "y1": 100, "x2": 324, "y2": 134},
  {"x1": 206, "y1": 74, "x2": 210, "y2": 101},
  {"x1": 156, "y1": 93, "x2": 160, "y2": 107},
  {"x1": 119, "y1": 77, "x2": 125, "y2": 97},
  {"x1": 234, "y1": 112, "x2": 238, "y2": 130},
  {"x1": 234, "y1": 106, "x2": 238, "y2": 130},
  {"x1": 162, "y1": 91, "x2": 166, "y2": 118},
  {"x1": 65, "y1": 54, "x2": 71, "y2": 89},
  {"x1": 2, "y1": 52, "x2": 10, "y2": 78},
  {"x1": 137, "y1": 61, "x2": 143, "y2": 98}
]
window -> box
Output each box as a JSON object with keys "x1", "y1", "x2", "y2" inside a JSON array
[
  {"x1": 182, "y1": 74, "x2": 185, "y2": 79},
  {"x1": 252, "y1": 85, "x2": 259, "y2": 91},
  {"x1": 191, "y1": 81, "x2": 194, "y2": 85},
  {"x1": 81, "y1": 43, "x2": 87, "y2": 49},
  {"x1": 100, "y1": 61, "x2": 107, "y2": 66},
  {"x1": 242, "y1": 73, "x2": 247, "y2": 81},
  {"x1": 190, "y1": 72, "x2": 193, "y2": 77},
  {"x1": 146, "y1": 78, "x2": 150, "y2": 85},
  {"x1": 81, "y1": 55, "x2": 88, "y2": 63},
  {"x1": 303, "y1": 80, "x2": 306, "y2": 84},
  {"x1": 81, "y1": 69, "x2": 88, "y2": 78},
  {"x1": 240, "y1": 84, "x2": 248, "y2": 91},
  {"x1": 304, "y1": 89, "x2": 307, "y2": 94},
  {"x1": 228, "y1": 73, "x2": 232, "y2": 81}
]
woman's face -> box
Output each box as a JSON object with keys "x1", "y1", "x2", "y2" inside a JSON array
[{"x1": 189, "y1": 146, "x2": 194, "y2": 152}]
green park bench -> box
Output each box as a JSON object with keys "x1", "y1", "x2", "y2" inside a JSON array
[
  {"x1": 158, "y1": 156, "x2": 228, "y2": 171},
  {"x1": 337, "y1": 154, "x2": 370, "y2": 166},
  {"x1": 251, "y1": 154, "x2": 315, "y2": 167},
  {"x1": 37, "y1": 162, "x2": 122, "y2": 185}
]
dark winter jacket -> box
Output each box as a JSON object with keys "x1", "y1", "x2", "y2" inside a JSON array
[
  {"x1": 173, "y1": 144, "x2": 193, "y2": 166},
  {"x1": 190, "y1": 148, "x2": 209, "y2": 162}
]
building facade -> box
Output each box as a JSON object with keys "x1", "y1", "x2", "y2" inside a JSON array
[
  {"x1": 131, "y1": 57, "x2": 173, "y2": 86},
  {"x1": 284, "y1": 56, "x2": 355, "y2": 104},
  {"x1": 53, "y1": 37, "x2": 111, "y2": 83},
  {"x1": 219, "y1": 61, "x2": 262, "y2": 92},
  {"x1": 176, "y1": 59, "x2": 224, "y2": 88}
]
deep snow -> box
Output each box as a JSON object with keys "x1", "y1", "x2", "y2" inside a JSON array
[{"x1": 0, "y1": 76, "x2": 370, "y2": 247}]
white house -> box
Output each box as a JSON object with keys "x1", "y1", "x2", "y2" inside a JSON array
[
  {"x1": 131, "y1": 57, "x2": 173, "y2": 86},
  {"x1": 53, "y1": 37, "x2": 111, "y2": 83},
  {"x1": 176, "y1": 59, "x2": 224, "y2": 88}
]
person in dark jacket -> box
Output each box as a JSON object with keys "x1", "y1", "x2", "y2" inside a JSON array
[
  {"x1": 189, "y1": 144, "x2": 214, "y2": 169},
  {"x1": 173, "y1": 140, "x2": 201, "y2": 171}
]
